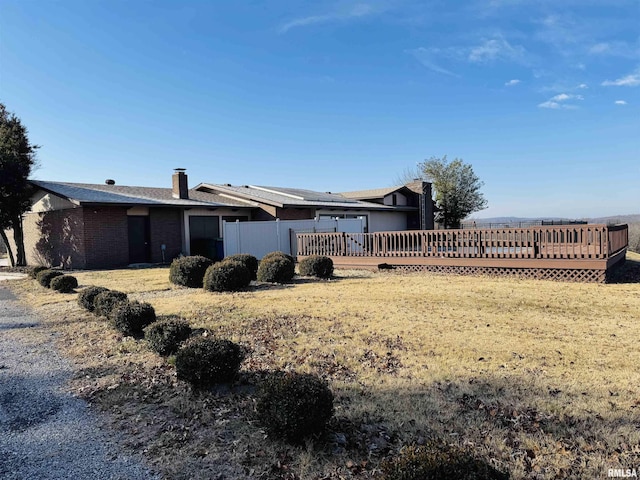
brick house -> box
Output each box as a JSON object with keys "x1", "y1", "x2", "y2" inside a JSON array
[
  {"x1": 7, "y1": 170, "x2": 435, "y2": 269},
  {"x1": 7, "y1": 170, "x2": 253, "y2": 269}
]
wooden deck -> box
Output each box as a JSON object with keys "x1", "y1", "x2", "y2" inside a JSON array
[{"x1": 296, "y1": 224, "x2": 629, "y2": 282}]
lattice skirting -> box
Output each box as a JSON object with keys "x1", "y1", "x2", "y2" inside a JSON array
[{"x1": 389, "y1": 264, "x2": 607, "y2": 283}]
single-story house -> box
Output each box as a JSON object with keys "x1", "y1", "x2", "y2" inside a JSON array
[
  {"x1": 6, "y1": 169, "x2": 436, "y2": 269},
  {"x1": 6, "y1": 170, "x2": 254, "y2": 269}
]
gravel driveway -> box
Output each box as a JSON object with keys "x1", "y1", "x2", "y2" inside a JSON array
[{"x1": 0, "y1": 286, "x2": 157, "y2": 480}]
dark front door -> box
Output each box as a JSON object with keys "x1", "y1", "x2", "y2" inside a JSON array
[
  {"x1": 189, "y1": 216, "x2": 220, "y2": 260},
  {"x1": 128, "y1": 216, "x2": 150, "y2": 264}
]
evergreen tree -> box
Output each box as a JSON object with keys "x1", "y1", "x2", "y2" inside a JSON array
[{"x1": 0, "y1": 103, "x2": 38, "y2": 266}]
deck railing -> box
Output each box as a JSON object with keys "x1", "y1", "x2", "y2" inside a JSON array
[
  {"x1": 607, "y1": 224, "x2": 628, "y2": 256},
  {"x1": 297, "y1": 224, "x2": 628, "y2": 260}
]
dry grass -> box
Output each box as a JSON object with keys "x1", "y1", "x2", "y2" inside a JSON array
[{"x1": 5, "y1": 254, "x2": 640, "y2": 479}]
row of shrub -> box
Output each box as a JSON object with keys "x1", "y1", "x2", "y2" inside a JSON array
[
  {"x1": 75, "y1": 283, "x2": 335, "y2": 443},
  {"x1": 77, "y1": 286, "x2": 155, "y2": 337},
  {"x1": 169, "y1": 252, "x2": 333, "y2": 291},
  {"x1": 30, "y1": 266, "x2": 79, "y2": 293}
]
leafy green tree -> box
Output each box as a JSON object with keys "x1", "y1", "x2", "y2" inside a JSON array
[
  {"x1": 418, "y1": 156, "x2": 487, "y2": 229},
  {"x1": 0, "y1": 103, "x2": 38, "y2": 266}
]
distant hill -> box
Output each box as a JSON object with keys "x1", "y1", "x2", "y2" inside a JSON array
[
  {"x1": 471, "y1": 215, "x2": 640, "y2": 225},
  {"x1": 588, "y1": 214, "x2": 640, "y2": 224}
]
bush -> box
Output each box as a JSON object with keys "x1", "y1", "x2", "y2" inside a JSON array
[
  {"x1": 203, "y1": 260, "x2": 251, "y2": 292},
  {"x1": 169, "y1": 255, "x2": 215, "y2": 288},
  {"x1": 257, "y1": 253, "x2": 295, "y2": 283},
  {"x1": 175, "y1": 337, "x2": 244, "y2": 387},
  {"x1": 379, "y1": 442, "x2": 509, "y2": 480},
  {"x1": 93, "y1": 290, "x2": 128, "y2": 317},
  {"x1": 36, "y1": 269, "x2": 64, "y2": 288},
  {"x1": 144, "y1": 317, "x2": 192, "y2": 356},
  {"x1": 49, "y1": 275, "x2": 78, "y2": 293},
  {"x1": 225, "y1": 254, "x2": 258, "y2": 280},
  {"x1": 256, "y1": 372, "x2": 334, "y2": 443},
  {"x1": 77, "y1": 286, "x2": 110, "y2": 312},
  {"x1": 110, "y1": 300, "x2": 156, "y2": 338},
  {"x1": 298, "y1": 255, "x2": 334, "y2": 278},
  {"x1": 28, "y1": 265, "x2": 49, "y2": 279},
  {"x1": 262, "y1": 251, "x2": 294, "y2": 263}
]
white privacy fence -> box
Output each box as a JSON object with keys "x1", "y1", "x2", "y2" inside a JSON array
[{"x1": 223, "y1": 218, "x2": 365, "y2": 259}]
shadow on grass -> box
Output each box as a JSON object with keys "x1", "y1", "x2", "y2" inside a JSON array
[
  {"x1": 249, "y1": 275, "x2": 361, "y2": 292},
  {"x1": 317, "y1": 373, "x2": 638, "y2": 479},
  {"x1": 608, "y1": 254, "x2": 640, "y2": 284}
]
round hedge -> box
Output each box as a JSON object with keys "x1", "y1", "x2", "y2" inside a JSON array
[
  {"x1": 36, "y1": 269, "x2": 64, "y2": 288},
  {"x1": 144, "y1": 317, "x2": 192, "y2": 356},
  {"x1": 169, "y1": 255, "x2": 215, "y2": 288},
  {"x1": 175, "y1": 337, "x2": 244, "y2": 387},
  {"x1": 380, "y1": 442, "x2": 509, "y2": 480},
  {"x1": 28, "y1": 265, "x2": 49, "y2": 279},
  {"x1": 93, "y1": 290, "x2": 128, "y2": 318},
  {"x1": 298, "y1": 255, "x2": 334, "y2": 278},
  {"x1": 262, "y1": 251, "x2": 294, "y2": 263},
  {"x1": 256, "y1": 372, "x2": 334, "y2": 443},
  {"x1": 78, "y1": 286, "x2": 110, "y2": 312},
  {"x1": 257, "y1": 253, "x2": 295, "y2": 283},
  {"x1": 110, "y1": 300, "x2": 156, "y2": 338},
  {"x1": 203, "y1": 260, "x2": 251, "y2": 292},
  {"x1": 50, "y1": 275, "x2": 78, "y2": 293},
  {"x1": 224, "y1": 254, "x2": 258, "y2": 280}
]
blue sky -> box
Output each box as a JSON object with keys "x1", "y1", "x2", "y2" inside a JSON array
[{"x1": 1, "y1": 0, "x2": 638, "y2": 218}]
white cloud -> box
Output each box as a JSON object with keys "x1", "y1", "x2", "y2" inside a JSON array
[
  {"x1": 406, "y1": 48, "x2": 459, "y2": 77},
  {"x1": 589, "y1": 41, "x2": 638, "y2": 58},
  {"x1": 615, "y1": 100, "x2": 627, "y2": 105},
  {"x1": 468, "y1": 36, "x2": 526, "y2": 63},
  {"x1": 589, "y1": 43, "x2": 610, "y2": 54},
  {"x1": 505, "y1": 79, "x2": 521, "y2": 86},
  {"x1": 278, "y1": 3, "x2": 375, "y2": 34},
  {"x1": 577, "y1": 83, "x2": 588, "y2": 89},
  {"x1": 602, "y1": 68, "x2": 640, "y2": 87},
  {"x1": 550, "y1": 93, "x2": 583, "y2": 101},
  {"x1": 538, "y1": 92, "x2": 583, "y2": 109}
]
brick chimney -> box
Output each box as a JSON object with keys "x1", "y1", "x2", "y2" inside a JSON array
[{"x1": 172, "y1": 168, "x2": 188, "y2": 199}]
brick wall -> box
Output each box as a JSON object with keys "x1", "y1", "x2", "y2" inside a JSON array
[
  {"x1": 83, "y1": 206, "x2": 129, "y2": 268},
  {"x1": 275, "y1": 207, "x2": 316, "y2": 220},
  {"x1": 15, "y1": 209, "x2": 87, "y2": 268},
  {"x1": 149, "y1": 208, "x2": 183, "y2": 263}
]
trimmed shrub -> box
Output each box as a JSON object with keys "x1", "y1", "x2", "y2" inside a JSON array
[
  {"x1": 298, "y1": 255, "x2": 334, "y2": 278},
  {"x1": 169, "y1": 255, "x2": 215, "y2": 288},
  {"x1": 144, "y1": 317, "x2": 192, "y2": 356},
  {"x1": 93, "y1": 290, "x2": 128, "y2": 318},
  {"x1": 50, "y1": 275, "x2": 78, "y2": 293},
  {"x1": 257, "y1": 253, "x2": 295, "y2": 283},
  {"x1": 379, "y1": 442, "x2": 509, "y2": 480},
  {"x1": 256, "y1": 372, "x2": 334, "y2": 443},
  {"x1": 28, "y1": 265, "x2": 49, "y2": 279},
  {"x1": 203, "y1": 260, "x2": 251, "y2": 292},
  {"x1": 175, "y1": 337, "x2": 244, "y2": 387},
  {"x1": 78, "y1": 286, "x2": 110, "y2": 312},
  {"x1": 225, "y1": 254, "x2": 258, "y2": 280},
  {"x1": 36, "y1": 269, "x2": 64, "y2": 288},
  {"x1": 262, "y1": 251, "x2": 294, "y2": 263},
  {"x1": 110, "y1": 300, "x2": 156, "y2": 338}
]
